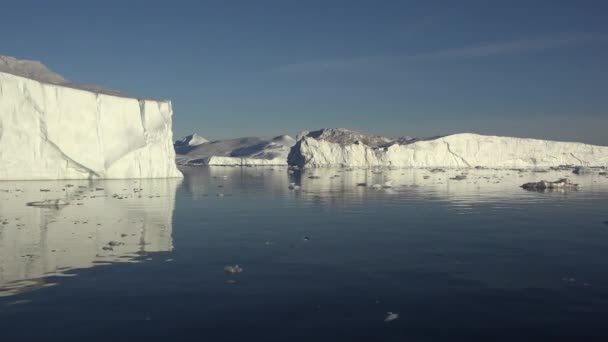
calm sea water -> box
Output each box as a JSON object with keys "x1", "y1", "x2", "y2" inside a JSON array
[{"x1": 1, "y1": 167, "x2": 608, "y2": 341}]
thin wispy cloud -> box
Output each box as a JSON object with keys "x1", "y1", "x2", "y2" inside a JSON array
[
  {"x1": 271, "y1": 33, "x2": 608, "y2": 73},
  {"x1": 431, "y1": 33, "x2": 608, "y2": 58}
]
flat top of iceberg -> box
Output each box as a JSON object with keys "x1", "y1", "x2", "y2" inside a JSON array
[
  {"x1": 0, "y1": 54, "x2": 162, "y2": 100},
  {"x1": 298, "y1": 128, "x2": 606, "y2": 147},
  {"x1": 297, "y1": 128, "x2": 416, "y2": 147}
]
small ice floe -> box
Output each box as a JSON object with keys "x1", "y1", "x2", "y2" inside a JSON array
[
  {"x1": 26, "y1": 199, "x2": 69, "y2": 208},
  {"x1": 521, "y1": 178, "x2": 579, "y2": 191},
  {"x1": 308, "y1": 175, "x2": 321, "y2": 179},
  {"x1": 217, "y1": 193, "x2": 225, "y2": 197},
  {"x1": 384, "y1": 312, "x2": 399, "y2": 322},
  {"x1": 573, "y1": 166, "x2": 595, "y2": 174},
  {"x1": 288, "y1": 183, "x2": 301, "y2": 190},
  {"x1": 107, "y1": 241, "x2": 125, "y2": 247},
  {"x1": 372, "y1": 184, "x2": 382, "y2": 189},
  {"x1": 382, "y1": 181, "x2": 393, "y2": 188},
  {"x1": 356, "y1": 183, "x2": 367, "y2": 187},
  {"x1": 165, "y1": 258, "x2": 174, "y2": 262},
  {"x1": 224, "y1": 265, "x2": 243, "y2": 274},
  {"x1": 450, "y1": 175, "x2": 467, "y2": 181},
  {"x1": 226, "y1": 279, "x2": 237, "y2": 284},
  {"x1": 7, "y1": 299, "x2": 32, "y2": 306},
  {"x1": 430, "y1": 168, "x2": 446, "y2": 173},
  {"x1": 303, "y1": 236, "x2": 311, "y2": 242}
]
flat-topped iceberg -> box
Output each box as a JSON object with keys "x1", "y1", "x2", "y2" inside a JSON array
[
  {"x1": 0, "y1": 55, "x2": 182, "y2": 180},
  {"x1": 176, "y1": 134, "x2": 295, "y2": 166},
  {"x1": 288, "y1": 128, "x2": 608, "y2": 169}
]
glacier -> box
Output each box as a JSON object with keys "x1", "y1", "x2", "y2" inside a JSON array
[
  {"x1": 176, "y1": 134, "x2": 295, "y2": 166},
  {"x1": 0, "y1": 55, "x2": 182, "y2": 180},
  {"x1": 288, "y1": 128, "x2": 608, "y2": 169}
]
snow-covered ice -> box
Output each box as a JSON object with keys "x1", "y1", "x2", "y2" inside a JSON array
[
  {"x1": 174, "y1": 133, "x2": 210, "y2": 154},
  {"x1": 0, "y1": 55, "x2": 182, "y2": 180},
  {"x1": 288, "y1": 128, "x2": 608, "y2": 169},
  {"x1": 176, "y1": 134, "x2": 296, "y2": 166}
]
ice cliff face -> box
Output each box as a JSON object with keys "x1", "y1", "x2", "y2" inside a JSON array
[
  {"x1": 176, "y1": 134, "x2": 296, "y2": 166},
  {"x1": 288, "y1": 128, "x2": 608, "y2": 169},
  {"x1": 0, "y1": 55, "x2": 182, "y2": 180}
]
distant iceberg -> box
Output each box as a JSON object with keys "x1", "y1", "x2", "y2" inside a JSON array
[
  {"x1": 288, "y1": 128, "x2": 608, "y2": 169},
  {"x1": 175, "y1": 134, "x2": 296, "y2": 166},
  {"x1": 0, "y1": 55, "x2": 182, "y2": 180}
]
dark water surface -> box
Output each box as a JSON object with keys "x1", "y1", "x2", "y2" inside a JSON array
[{"x1": 1, "y1": 167, "x2": 608, "y2": 341}]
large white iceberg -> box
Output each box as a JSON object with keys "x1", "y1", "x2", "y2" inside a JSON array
[
  {"x1": 176, "y1": 134, "x2": 295, "y2": 166},
  {"x1": 0, "y1": 55, "x2": 182, "y2": 180},
  {"x1": 288, "y1": 128, "x2": 608, "y2": 169}
]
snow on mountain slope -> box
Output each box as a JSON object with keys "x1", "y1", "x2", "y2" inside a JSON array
[
  {"x1": 0, "y1": 54, "x2": 182, "y2": 180},
  {"x1": 288, "y1": 128, "x2": 608, "y2": 169},
  {"x1": 174, "y1": 133, "x2": 209, "y2": 154},
  {"x1": 176, "y1": 134, "x2": 296, "y2": 166}
]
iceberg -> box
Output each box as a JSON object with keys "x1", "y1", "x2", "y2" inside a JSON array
[
  {"x1": 174, "y1": 133, "x2": 209, "y2": 154},
  {"x1": 288, "y1": 128, "x2": 608, "y2": 169},
  {"x1": 176, "y1": 134, "x2": 296, "y2": 166},
  {"x1": 0, "y1": 55, "x2": 182, "y2": 180}
]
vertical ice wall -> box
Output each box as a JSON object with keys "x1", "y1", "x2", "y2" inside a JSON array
[{"x1": 0, "y1": 66, "x2": 182, "y2": 180}]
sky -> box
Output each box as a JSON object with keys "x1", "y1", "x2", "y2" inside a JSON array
[{"x1": 1, "y1": 0, "x2": 607, "y2": 144}]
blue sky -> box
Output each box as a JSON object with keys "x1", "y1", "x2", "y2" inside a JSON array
[{"x1": 1, "y1": 0, "x2": 607, "y2": 144}]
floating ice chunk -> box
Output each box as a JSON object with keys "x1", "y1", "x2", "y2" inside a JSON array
[
  {"x1": 26, "y1": 199, "x2": 69, "y2": 208},
  {"x1": 384, "y1": 312, "x2": 399, "y2": 322},
  {"x1": 521, "y1": 178, "x2": 579, "y2": 191},
  {"x1": 224, "y1": 265, "x2": 243, "y2": 274},
  {"x1": 573, "y1": 166, "x2": 596, "y2": 174}
]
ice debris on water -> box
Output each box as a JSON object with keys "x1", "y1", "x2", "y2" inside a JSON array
[
  {"x1": 224, "y1": 265, "x2": 243, "y2": 274},
  {"x1": 26, "y1": 199, "x2": 69, "y2": 208},
  {"x1": 371, "y1": 181, "x2": 393, "y2": 189},
  {"x1": 521, "y1": 178, "x2": 579, "y2": 191},
  {"x1": 573, "y1": 166, "x2": 595, "y2": 174},
  {"x1": 288, "y1": 183, "x2": 300, "y2": 190},
  {"x1": 384, "y1": 312, "x2": 399, "y2": 322}
]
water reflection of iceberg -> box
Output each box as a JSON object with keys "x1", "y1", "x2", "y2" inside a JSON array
[
  {"x1": 290, "y1": 168, "x2": 608, "y2": 205},
  {"x1": 0, "y1": 178, "x2": 180, "y2": 297},
  {"x1": 180, "y1": 165, "x2": 290, "y2": 199}
]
